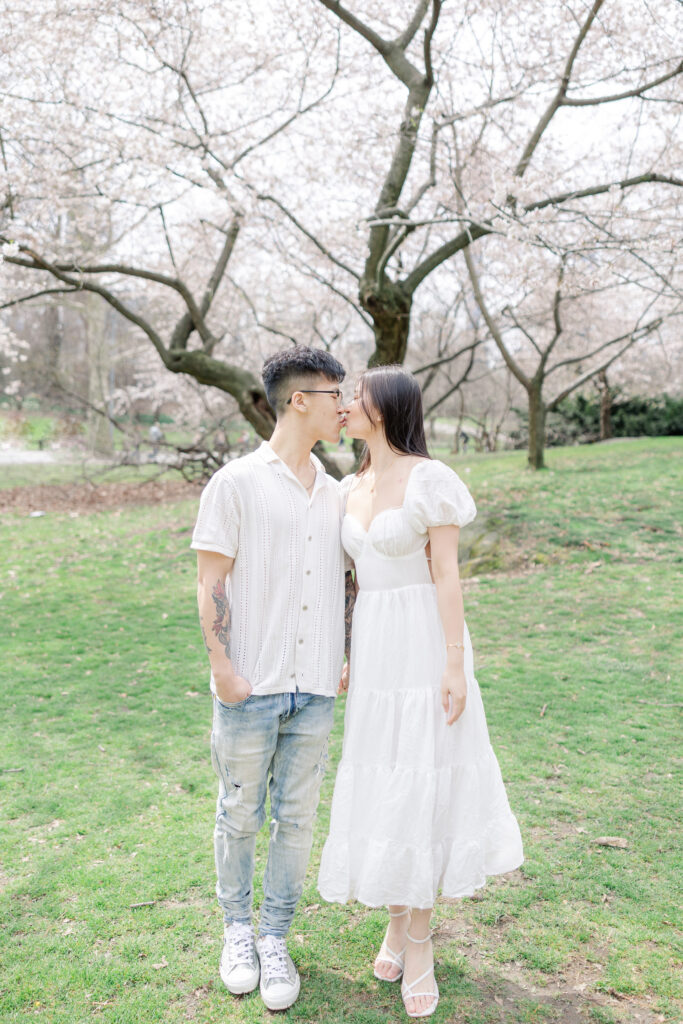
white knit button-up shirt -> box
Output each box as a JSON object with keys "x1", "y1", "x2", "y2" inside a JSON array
[{"x1": 191, "y1": 442, "x2": 345, "y2": 698}]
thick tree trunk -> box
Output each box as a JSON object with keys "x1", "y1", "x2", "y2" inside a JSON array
[
  {"x1": 159, "y1": 348, "x2": 345, "y2": 478},
  {"x1": 527, "y1": 385, "x2": 547, "y2": 470},
  {"x1": 361, "y1": 279, "x2": 412, "y2": 367}
]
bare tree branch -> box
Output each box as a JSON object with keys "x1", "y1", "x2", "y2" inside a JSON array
[
  {"x1": 563, "y1": 60, "x2": 683, "y2": 106},
  {"x1": 463, "y1": 243, "x2": 530, "y2": 389},
  {"x1": 169, "y1": 213, "x2": 242, "y2": 352},
  {"x1": 0, "y1": 287, "x2": 81, "y2": 310},
  {"x1": 501, "y1": 307, "x2": 543, "y2": 358},
  {"x1": 258, "y1": 193, "x2": 360, "y2": 281},
  {"x1": 403, "y1": 222, "x2": 491, "y2": 294},
  {"x1": 413, "y1": 339, "x2": 480, "y2": 375},
  {"x1": 396, "y1": 0, "x2": 431, "y2": 49},
  {"x1": 539, "y1": 257, "x2": 566, "y2": 371},
  {"x1": 227, "y1": 274, "x2": 299, "y2": 345},
  {"x1": 423, "y1": 344, "x2": 477, "y2": 417},
  {"x1": 524, "y1": 172, "x2": 683, "y2": 213},
  {"x1": 317, "y1": 0, "x2": 389, "y2": 58},
  {"x1": 2, "y1": 252, "x2": 167, "y2": 358},
  {"x1": 230, "y1": 34, "x2": 342, "y2": 170},
  {"x1": 515, "y1": 0, "x2": 605, "y2": 177},
  {"x1": 547, "y1": 319, "x2": 663, "y2": 409},
  {"x1": 423, "y1": 0, "x2": 441, "y2": 87}
]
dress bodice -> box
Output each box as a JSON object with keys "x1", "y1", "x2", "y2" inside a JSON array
[
  {"x1": 342, "y1": 510, "x2": 432, "y2": 590},
  {"x1": 341, "y1": 460, "x2": 476, "y2": 592}
]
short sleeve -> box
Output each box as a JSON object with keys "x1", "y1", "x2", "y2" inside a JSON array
[
  {"x1": 405, "y1": 460, "x2": 476, "y2": 533},
  {"x1": 190, "y1": 468, "x2": 241, "y2": 558}
]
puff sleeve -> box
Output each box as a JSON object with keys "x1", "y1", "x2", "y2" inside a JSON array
[
  {"x1": 190, "y1": 468, "x2": 241, "y2": 558},
  {"x1": 405, "y1": 460, "x2": 476, "y2": 533}
]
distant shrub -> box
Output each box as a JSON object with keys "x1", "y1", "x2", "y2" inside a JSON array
[
  {"x1": 510, "y1": 393, "x2": 683, "y2": 449},
  {"x1": 556, "y1": 393, "x2": 683, "y2": 441}
]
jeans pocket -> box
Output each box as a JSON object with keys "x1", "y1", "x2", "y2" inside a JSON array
[{"x1": 215, "y1": 694, "x2": 252, "y2": 711}]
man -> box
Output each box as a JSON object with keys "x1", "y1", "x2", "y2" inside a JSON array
[{"x1": 191, "y1": 346, "x2": 347, "y2": 1011}]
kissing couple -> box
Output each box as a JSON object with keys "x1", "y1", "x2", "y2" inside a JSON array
[{"x1": 191, "y1": 346, "x2": 523, "y2": 1017}]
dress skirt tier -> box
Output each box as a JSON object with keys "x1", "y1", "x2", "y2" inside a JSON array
[{"x1": 317, "y1": 461, "x2": 524, "y2": 909}]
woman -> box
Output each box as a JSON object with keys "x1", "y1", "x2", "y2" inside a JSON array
[{"x1": 318, "y1": 366, "x2": 523, "y2": 1018}]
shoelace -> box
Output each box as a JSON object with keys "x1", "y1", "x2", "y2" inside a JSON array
[
  {"x1": 259, "y1": 938, "x2": 290, "y2": 981},
  {"x1": 228, "y1": 925, "x2": 255, "y2": 964}
]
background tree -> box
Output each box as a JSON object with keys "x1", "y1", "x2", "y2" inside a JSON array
[{"x1": 462, "y1": 243, "x2": 678, "y2": 467}]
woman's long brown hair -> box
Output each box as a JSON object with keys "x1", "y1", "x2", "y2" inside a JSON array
[{"x1": 356, "y1": 365, "x2": 431, "y2": 473}]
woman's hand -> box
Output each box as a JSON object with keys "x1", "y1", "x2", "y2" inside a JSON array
[
  {"x1": 338, "y1": 662, "x2": 350, "y2": 694},
  {"x1": 441, "y1": 665, "x2": 467, "y2": 725},
  {"x1": 214, "y1": 672, "x2": 252, "y2": 705}
]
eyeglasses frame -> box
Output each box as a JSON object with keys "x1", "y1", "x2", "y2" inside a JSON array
[{"x1": 286, "y1": 388, "x2": 344, "y2": 405}]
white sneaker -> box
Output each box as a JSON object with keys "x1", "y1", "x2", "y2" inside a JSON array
[
  {"x1": 256, "y1": 934, "x2": 301, "y2": 1011},
  {"x1": 220, "y1": 922, "x2": 260, "y2": 995}
]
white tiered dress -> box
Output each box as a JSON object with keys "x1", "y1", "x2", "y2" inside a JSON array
[{"x1": 318, "y1": 460, "x2": 523, "y2": 909}]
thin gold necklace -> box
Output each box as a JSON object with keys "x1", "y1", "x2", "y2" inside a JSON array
[
  {"x1": 369, "y1": 455, "x2": 406, "y2": 495},
  {"x1": 304, "y1": 464, "x2": 316, "y2": 492}
]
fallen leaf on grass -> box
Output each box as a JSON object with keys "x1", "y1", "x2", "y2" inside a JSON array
[
  {"x1": 152, "y1": 957, "x2": 168, "y2": 970},
  {"x1": 593, "y1": 836, "x2": 628, "y2": 849}
]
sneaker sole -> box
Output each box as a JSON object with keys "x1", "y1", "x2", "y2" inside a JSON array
[
  {"x1": 260, "y1": 972, "x2": 301, "y2": 1011},
  {"x1": 220, "y1": 960, "x2": 260, "y2": 995}
]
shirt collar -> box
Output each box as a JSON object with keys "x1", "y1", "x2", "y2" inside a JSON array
[{"x1": 256, "y1": 440, "x2": 324, "y2": 475}]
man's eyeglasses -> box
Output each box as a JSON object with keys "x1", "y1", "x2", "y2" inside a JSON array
[{"x1": 286, "y1": 389, "x2": 344, "y2": 405}]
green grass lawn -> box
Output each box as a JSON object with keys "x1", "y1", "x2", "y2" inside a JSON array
[{"x1": 1, "y1": 437, "x2": 681, "y2": 1023}]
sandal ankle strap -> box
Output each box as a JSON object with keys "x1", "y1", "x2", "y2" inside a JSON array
[{"x1": 406, "y1": 931, "x2": 432, "y2": 944}]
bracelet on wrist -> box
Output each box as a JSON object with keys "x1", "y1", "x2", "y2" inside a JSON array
[{"x1": 446, "y1": 641, "x2": 464, "y2": 650}]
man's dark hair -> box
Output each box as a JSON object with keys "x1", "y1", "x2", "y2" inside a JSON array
[{"x1": 262, "y1": 346, "x2": 346, "y2": 415}]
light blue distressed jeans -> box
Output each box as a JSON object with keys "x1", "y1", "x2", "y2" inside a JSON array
[{"x1": 210, "y1": 690, "x2": 335, "y2": 937}]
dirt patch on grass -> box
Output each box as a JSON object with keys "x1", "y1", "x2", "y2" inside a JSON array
[
  {"x1": 0, "y1": 478, "x2": 202, "y2": 515},
  {"x1": 437, "y1": 917, "x2": 668, "y2": 1023}
]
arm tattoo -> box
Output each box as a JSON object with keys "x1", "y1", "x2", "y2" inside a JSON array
[
  {"x1": 211, "y1": 579, "x2": 231, "y2": 658},
  {"x1": 201, "y1": 624, "x2": 212, "y2": 655},
  {"x1": 344, "y1": 570, "x2": 355, "y2": 661}
]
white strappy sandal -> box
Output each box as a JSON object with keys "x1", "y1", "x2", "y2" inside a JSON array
[
  {"x1": 373, "y1": 908, "x2": 410, "y2": 982},
  {"x1": 401, "y1": 932, "x2": 439, "y2": 1018}
]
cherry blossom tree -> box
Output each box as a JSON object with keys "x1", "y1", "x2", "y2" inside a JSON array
[{"x1": 1, "y1": 0, "x2": 681, "y2": 470}]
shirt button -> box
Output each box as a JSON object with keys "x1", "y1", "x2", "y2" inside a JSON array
[
  {"x1": 290, "y1": 673, "x2": 296, "y2": 679},
  {"x1": 308, "y1": 535, "x2": 312, "y2": 541},
  {"x1": 298, "y1": 638, "x2": 304, "y2": 645},
  {"x1": 302, "y1": 605, "x2": 308, "y2": 611},
  {"x1": 305, "y1": 570, "x2": 311, "y2": 575}
]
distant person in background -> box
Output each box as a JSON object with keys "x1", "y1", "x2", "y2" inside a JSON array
[
  {"x1": 148, "y1": 420, "x2": 164, "y2": 458},
  {"x1": 318, "y1": 365, "x2": 523, "y2": 1019},
  {"x1": 191, "y1": 346, "x2": 347, "y2": 1012}
]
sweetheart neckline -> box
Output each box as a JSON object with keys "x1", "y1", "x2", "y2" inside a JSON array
[
  {"x1": 343, "y1": 459, "x2": 431, "y2": 533},
  {"x1": 343, "y1": 508, "x2": 403, "y2": 534}
]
